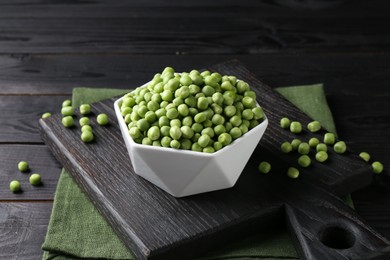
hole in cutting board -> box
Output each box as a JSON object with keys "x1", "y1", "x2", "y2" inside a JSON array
[{"x1": 319, "y1": 225, "x2": 356, "y2": 249}]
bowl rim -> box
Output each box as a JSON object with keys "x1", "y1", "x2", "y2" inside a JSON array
[{"x1": 114, "y1": 84, "x2": 268, "y2": 157}]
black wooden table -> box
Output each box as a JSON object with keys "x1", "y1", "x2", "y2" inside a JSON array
[{"x1": 0, "y1": 1, "x2": 389, "y2": 259}]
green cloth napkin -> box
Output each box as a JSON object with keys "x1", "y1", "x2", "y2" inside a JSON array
[{"x1": 42, "y1": 83, "x2": 337, "y2": 260}]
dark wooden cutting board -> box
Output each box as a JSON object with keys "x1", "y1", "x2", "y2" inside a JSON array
[{"x1": 39, "y1": 60, "x2": 390, "y2": 259}]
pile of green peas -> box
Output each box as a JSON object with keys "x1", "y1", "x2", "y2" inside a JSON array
[{"x1": 119, "y1": 67, "x2": 265, "y2": 153}]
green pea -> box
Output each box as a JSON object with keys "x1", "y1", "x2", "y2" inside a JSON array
[
  {"x1": 81, "y1": 125, "x2": 92, "y2": 133},
  {"x1": 145, "y1": 111, "x2": 157, "y2": 123},
  {"x1": 180, "y1": 74, "x2": 192, "y2": 86},
  {"x1": 29, "y1": 173, "x2": 41, "y2": 186},
  {"x1": 258, "y1": 161, "x2": 271, "y2": 174},
  {"x1": 291, "y1": 139, "x2": 301, "y2": 150},
  {"x1": 252, "y1": 107, "x2": 264, "y2": 121},
  {"x1": 298, "y1": 155, "x2": 311, "y2": 168},
  {"x1": 160, "y1": 125, "x2": 170, "y2": 137},
  {"x1": 372, "y1": 161, "x2": 384, "y2": 174},
  {"x1": 79, "y1": 117, "x2": 90, "y2": 127},
  {"x1": 239, "y1": 124, "x2": 249, "y2": 134},
  {"x1": 307, "y1": 121, "x2": 321, "y2": 133},
  {"x1": 136, "y1": 105, "x2": 148, "y2": 118},
  {"x1": 224, "y1": 122, "x2": 233, "y2": 132},
  {"x1": 242, "y1": 96, "x2": 256, "y2": 109},
  {"x1": 202, "y1": 85, "x2": 215, "y2": 97},
  {"x1": 242, "y1": 109, "x2": 254, "y2": 120},
  {"x1": 191, "y1": 142, "x2": 203, "y2": 152},
  {"x1": 197, "y1": 97, "x2": 209, "y2": 110},
  {"x1": 18, "y1": 161, "x2": 29, "y2": 172},
  {"x1": 97, "y1": 113, "x2": 109, "y2": 125},
  {"x1": 198, "y1": 134, "x2": 211, "y2": 148},
  {"x1": 218, "y1": 133, "x2": 232, "y2": 146},
  {"x1": 161, "y1": 136, "x2": 172, "y2": 147},
  {"x1": 41, "y1": 112, "x2": 52, "y2": 119},
  {"x1": 236, "y1": 81, "x2": 249, "y2": 93},
  {"x1": 309, "y1": 137, "x2": 320, "y2": 148},
  {"x1": 281, "y1": 142, "x2": 293, "y2": 153},
  {"x1": 10, "y1": 180, "x2": 21, "y2": 193},
  {"x1": 147, "y1": 101, "x2": 159, "y2": 112},
  {"x1": 287, "y1": 167, "x2": 299, "y2": 179},
  {"x1": 194, "y1": 112, "x2": 207, "y2": 123},
  {"x1": 224, "y1": 105, "x2": 236, "y2": 118},
  {"x1": 129, "y1": 127, "x2": 142, "y2": 140},
  {"x1": 166, "y1": 108, "x2": 179, "y2": 119},
  {"x1": 137, "y1": 119, "x2": 150, "y2": 132},
  {"x1": 290, "y1": 121, "x2": 302, "y2": 134},
  {"x1": 62, "y1": 116, "x2": 74, "y2": 128},
  {"x1": 170, "y1": 126, "x2": 182, "y2": 140},
  {"x1": 229, "y1": 127, "x2": 242, "y2": 139},
  {"x1": 147, "y1": 126, "x2": 160, "y2": 141},
  {"x1": 214, "y1": 141, "x2": 223, "y2": 151},
  {"x1": 334, "y1": 141, "x2": 347, "y2": 154},
  {"x1": 359, "y1": 152, "x2": 370, "y2": 162},
  {"x1": 298, "y1": 142, "x2": 310, "y2": 155},
  {"x1": 153, "y1": 140, "x2": 162, "y2": 147},
  {"x1": 229, "y1": 115, "x2": 242, "y2": 127},
  {"x1": 80, "y1": 104, "x2": 91, "y2": 115},
  {"x1": 316, "y1": 143, "x2": 328, "y2": 153},
  {"x1": 211, "y1": 114, "x2": 225, "y2": 125},
  {"x1": 170, "y1": 139, "x2": 181, "y2": 149},
  {"x1": 180, "y1": 139, "x2": 192, "y2": 150},
  {"x1": 62, "y1": 99, "x2": 72, "y2": 107},
  {"x1": 212, "y1": 92, "x2": 224, "y2": 106},
  {"x1": 170, "y1": 119, "x2": 181, "y2": 127},
  {"x1": 324, "y1": 133, "x2": 336, "y2": 145},
  {"x1": 155, "y1": 108, "x2": 166, "y2": 118},
  {"x1": 81, "y1": 131, "x2": 94, "y2": 143},
  {"x1": 280, "y1": 117, "x2": 291, "y2": 129},
  {"x1": 161, "y1": 90, "x2": 173, "y2": 102},
  {"x1": 123, "y1": 97, "x2": 136, "y2": 107},
  {"x1": 315, "y1": 151, "x2": 328, "y2": 162},
  {"x1": 201, "y1": 127, "x2": 215, "y2": 138},
  {"x1": 61, "y1": 106, "x2": 74, "y2": 116},
  {"x1": 142, "y1": 137, "x2": 153, "y2": 145},
  {"x1": 221, "y1": 81, "x2": 233, "y2": 91},
  {"x1": 181, "y1": 126, "x2": 194, "y2": 139},
  {"x1": 189, "y1": 84, "x2": 201, "y2": 95},
  {"x1": 204, "y1": 75, "x2": 219, "y2": 88}
]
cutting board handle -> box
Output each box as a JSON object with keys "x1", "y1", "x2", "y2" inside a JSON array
[{"x1": 285, "y1": 189, "x2": 390, "y2": 259}]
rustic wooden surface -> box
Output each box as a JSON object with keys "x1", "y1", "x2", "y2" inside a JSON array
[
  {"x1": 39, "y1": 60, "x2": 389, "y2": 259},
  {"x1": 0, "y1": 0, "x2": 389, "y2": 259}
]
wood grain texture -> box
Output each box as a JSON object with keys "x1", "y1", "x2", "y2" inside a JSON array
[
  {"x1": 0, "y1": 202, "x2": 52, "y2": 260},
  {"x1": 0, "y1": 1, "x2": 389, "y2": 54},
  {"x1": 0, "y1": 145, "x2": 61, "y2": 200},
  {"x1": 1, "y1": 53, "x2": 390, "y2": 95},
  {"x1": 39, "y1": 61, "x2": 389, "y2": 259},
  {"x1": 0, "y1": 95, "x2": 70, "y2": 143}
]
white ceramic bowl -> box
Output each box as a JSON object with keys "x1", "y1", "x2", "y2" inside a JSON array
[{"x1": 114, "y1": 86, "x2": 268, "y2": 197}]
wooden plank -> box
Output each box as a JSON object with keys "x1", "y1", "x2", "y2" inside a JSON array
[
  {"x1": 0, "y1": 202, "x2": 52, "y2": 260},
  {"x1": 1, "y1": 53, "x2": 390, "y2": 94},
  {"x1": 0, "y1": 95, "x2": 70, "y2": 143},
  {"x1": 39, "y1": 61, "x2": 389, "y2": 259},
  {"x1": 0, "y1": 144, "x2": 62, "y2": 200},
  {"x1": 0, "y1": 1, "x2": 388, "y2": 54}
]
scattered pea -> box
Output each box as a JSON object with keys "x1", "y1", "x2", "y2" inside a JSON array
[
  {"x1": 41, "y1": 112, "x2": 52, "y2": 119},
  {"x1": 316, "y1": 143, "x2": 328, "y2": 153},
  {"x1": 62, "y1": 99, "x2": 72, "y2": 107},
  {"x1": 298, "y1": 142, "x2": 310, "y2": 155},
  {"x1": 97, "y1": 113, "x2": 109, "y2": 125},
  {"x1": 334, "y1": 141, "x2": 347, "y2": 154},
  {"x1": 308, "y1": 137, "x2": 320, "y2": 148},
  {"x1": 307, "y1": 121, "x2": 321, "y2": 133},
  {"x1": 290, "y1": 121, "x2": 302, "y2": 134},
  {"x1": 324, "y1": 132, "x2": 335, "y2": 145},
  {"x1": 359, "y1": 152, "x2": 370, "y2": 162},
  {"x1": 280, "y1": 117, "x2": 291, "y2": 129},
  {"x1": 291, "y1": 139, "x2": 302, "y2": 150},
  {"x1": 81, "y1": 130, "x2": 94, "y2": 143},
  {"x1": 258, "y1": 161, "x2": 271, "y2": 174},
  {"x1": 61, "y1": 106, "x2": 74, "y2": 116},
  {"x1": 81, "y1": 125, "x2": 93, "y2": 133},
  {"x1": 315, "y1": 151, "x2": 328, "y2": 162},
  {"x1": 372, "y1": 161, "x2": 384, "y2": 174},
  {"x1": 79, "y1": 117, "x2": 90, "y2": 127},
  {"x1": 281, "y1": 142, "x2": 293, "y2": 153},
  {"x1": 287, "y1": 167, "x2": 299, "y2": 179},
  {"x1": 80, "y1": 104, "x2": 91, "y2": 115},
  {"x1": 18, "y1": 161, "x2": 29, "y2": 172},
  {"x1": 10, "y1": 180, "x2": 21, "y2": 193},
  {"x1": 298, "y1": 155, "x2": 311, "y2": 168},
  {"x1": 29, "y1": 173, "x2": 41, "y2": 186},
  {"x1": 62, "y1": 116, "x2": 74, "y2": 127}
]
